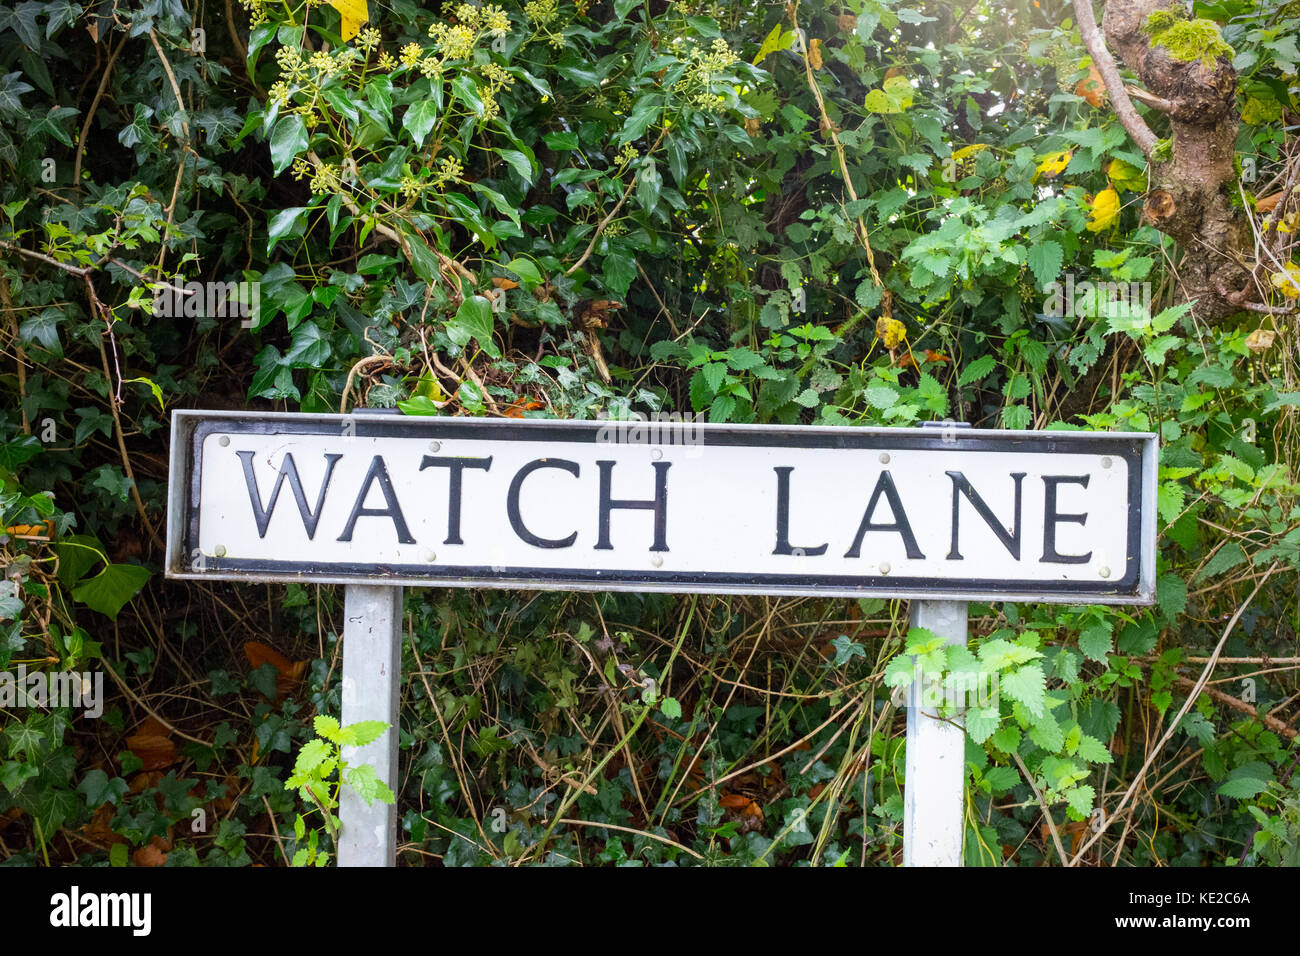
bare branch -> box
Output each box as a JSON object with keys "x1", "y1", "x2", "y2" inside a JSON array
[{"x1": 1073, "y1": 0, "x2": 1158, "y2": 157}]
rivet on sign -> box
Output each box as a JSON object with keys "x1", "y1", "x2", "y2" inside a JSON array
[
  {"x1": 1101, "y1": 456, "x2": 1112, "y2": 469},
  {"x1": 424, "y1": 550, "x2": 437, "y2": 562},
  {"x1": 651, "y1": 448, "x2": 663, "y2": 460},
  {"x1": 651, "y1": 555, "x2": 664, "y2": 568},
  {"x1": 428, "y1": 441, "x2": 441, "y2": 453},
  {"x1": 214, "y1": 545, "x2": 227, "y2": 558},
  {"x1": 879, "y1": 562, "x2": 891, "y2": 575},
  {"x1": 218, "y1": 435, "x2": 230, "y2": 447},
  {"x1": 1099, "y1": 566, "x2": 1111, "y2": 578},
  {"x1": 879, "y1": 452, "x2": 891, "y2": 464}
]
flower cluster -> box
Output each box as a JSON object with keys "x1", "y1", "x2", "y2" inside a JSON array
[
  {"x1": 676, "y1": 39, "x2": 739, "y2": 113},
  {"x1": 432, "y1": 155, "x2": 464, "y2": 188}
]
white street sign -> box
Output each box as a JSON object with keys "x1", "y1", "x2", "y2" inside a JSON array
[{"x1": 167, "y1": 411, "x2": 1156, "y2": 604}]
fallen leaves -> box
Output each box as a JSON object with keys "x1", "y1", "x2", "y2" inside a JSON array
[
  {"x1": 244, "y1": 640, "x2": 308, "y2": 702},
  {"x1": 126, "y1": 717, "x2": 177, "y2": 772}
]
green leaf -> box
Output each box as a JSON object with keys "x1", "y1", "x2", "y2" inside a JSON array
[
  {"x1": 1001, "y1": 664, "x2": 1046, "y2": 719},
  {"x1": 1077, "y1": 623, "x2": 1113, "y2": 662},
  {"x1": 345, "y1": 763, "x2": 395, "y2": 806},
  {"x1": 1217, "y1": 776, "x2": 1269, "y2": 799},
  {"x1": 78, "y1": 768, "x2": 128, "y2": 807},
  {"x1": 1026, "y1": 240, "x2": 1063, "y2": 289},
  {"x1": 267, "y1": 206, "x2": 308, "y2": 254},
  {"x1": 313, "y1": 715, "x2": 342, "y2": 742},
  {"x1": 1196, "y1": 542, "x2": 1246, "y2": 581},
  {"x1": 958, "y1": 354, "x2": 996, "y2": 386},
  {"x1": 292, "y1": 738, "x2": 331, "y2": 775},
  {"x1": 344, "y1": 720, "x2": 388, "y2": 747},
  {"x1": 54, "y1": 534, "x2": 105, "y2": 587},
  {"x1": 269, "y1": 114, "x2": 308, "y2": 175},
  {"x1": 1074, "y1": 733, "x2": 1113, "y2": 764},
  {"x1": 70, "y1": 563, "x2": 150, "y2": 620},
  {"x1": 446, "y1": 295, "x2": 497, "y2": 358},
  {"x1": 660, "y1": 697, "x2": 682, "y2": 719},
  {"x1": 402, "y1": 100, "x2": 439, "y2": 146}
]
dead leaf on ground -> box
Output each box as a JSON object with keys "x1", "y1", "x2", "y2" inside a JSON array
[{"x1": 244, "y1": 640, "x2": 308, "y2": 701}]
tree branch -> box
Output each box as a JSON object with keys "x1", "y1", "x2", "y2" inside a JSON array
[{"x1": 1073, "y1": 0, "x2": 1158, "y2": 157}]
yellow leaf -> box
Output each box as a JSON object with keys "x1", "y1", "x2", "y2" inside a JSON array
[
  {"x1": 876, "y1": 316, "x2": 907, "y2": 349},
  {"x1": 752, "y1": 23, "x2": 795, "y2": 65},
  {"x1": 952, "y1": 144, "x2": 989, "y2": 161},
  {"x1": 1271, "y1": 262, "x2": 1300, "y2": 298},
  {"x1": 328, "y1": 0, "x2": 369, "y2": 41},
  {"x1": 809, "y1": 38, "x2": 823, "y2": 70},
  {"x1": 1086, "y1": 187, "x2": 1121, "y2": 232},
  {"x1": 1107, "y1": 158, "x2": 1147, "y2": 193},
  {"x1": 1035, "y1": 149, "x2": 1072, "y2": 181}
]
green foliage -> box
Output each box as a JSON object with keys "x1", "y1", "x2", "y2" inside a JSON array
[{"x1": 0, "y1": 0, "x2": 1297, "y2": 867}]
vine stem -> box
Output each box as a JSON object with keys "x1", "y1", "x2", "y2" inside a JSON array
[
  {"x1": 1068, "y1": 562, "x2": 1280, "y2": 865},
  {"x1": 528, "y1": 594, "x2": 700, "y2": 862}
]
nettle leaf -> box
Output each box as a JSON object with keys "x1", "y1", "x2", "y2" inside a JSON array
[
  {"x1": 313, "y1": 715, "x2": 342, "y2": 742},
  {"x1": 342, "y1": 720, "x2": 388, "y2": 747},
  {"x1": 1001, "y1": 664, "x2": 1046, "y2": 719},
  {"x1": 1074, "y1": 733, "x2": 1113, "y2": 764},
  {"x1": 1077, "y1": 623, "x2": 1113, "y2": 662},
  {"x1": 345, "y1": 763, "x2": 395, "y2": 806},
  {"x1": 1026, "y1": 240, "x2": 1063, "y2": 289},
  {"x1": 965, "y1": 705, "x2": 1001, "y2": 744}
]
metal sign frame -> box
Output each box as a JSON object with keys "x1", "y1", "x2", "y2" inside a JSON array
[{"x1": 166, "y1": 410, "x2": 1158, "y2": 605}]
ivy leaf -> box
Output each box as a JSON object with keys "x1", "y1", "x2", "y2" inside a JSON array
[
  {"x1": 446, "y1": 295, "x2": 497, "y2": 358},
  {"x1": 77, "y1": 768, "x2": 128, "y2": 807},
  {"x1": 70, "y1": 563, "x2": 150, "y2": 620},
  {"x1": 268, "y1": 114, "x2": 308, "y2": 175}
]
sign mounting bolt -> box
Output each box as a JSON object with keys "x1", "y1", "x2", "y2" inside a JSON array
[
  {"x1": 879, "y1": 561, "x2": 891, "y2": 575},
  {"x1": 651, "y1": 448, "x2": 663, "y2": 460},
  {"x1": 1101, "y1": 456, "x2": 1112, "y2": 469},
  {"x1": 1099, "y1": 566, "x2": 1111, "y2": 578},
  {"x1": 879, "y1": 452, "x2": 890, "y2": 464},
  {"x1": 651, "y1": 555, "x2": 664, "y2": 568},
  {"x1": 428, "y1": 441, "x2": 441, "y2": 453},
  {"x1": 218, "y1": 435, "x2": 229, "y2": 447},
  {"x1": 214, "y1": 545, "x2": 226, "y2": 558},
  {"x1": 424, "y1": 550, "x2": 437, "y2": 563}
]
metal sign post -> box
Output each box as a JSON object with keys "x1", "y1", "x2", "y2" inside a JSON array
[
  {"x1": 902, "y1": 599, "x2": 968, "y2": 867},
  {"x1": 337, "y1": 584, "x2": 403, "y2": 867},
  {"x1": 165, "y1": 411, "x2": 1158, "y2": 867}
]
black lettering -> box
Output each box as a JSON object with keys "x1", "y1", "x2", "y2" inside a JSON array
[
  {"x1": 772, "y1": 467, "x2": 827, "y2": 556},
  {"x1": 237, "y1": 450, "x2": 342, "y2": 539},
  {"x1": 336, "y1": 456, "x2": 416, "y2": 543},
  {"x1": 595, "y1": 460, "x2": 671, "y2": 551},
  {"x1": 946, "y1": 471, "x2": 1025, "y2": 560},
  {"x1": 508, "y1": 458, "x2": 579, "y2": 549},
  {"x1": 844, "y1": 471, "x2": 925, "y2": 560},
  {"x1": 1042, "y1": 475, "x2": 1092, "y2": 564},
  {"x1": 419, "y1": 456, "x2": 493, "y2": 544}
]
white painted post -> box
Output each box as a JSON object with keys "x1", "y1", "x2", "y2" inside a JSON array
[
  {"x1": 902, "y1": 598, "x2": 968, "y2": 867},
  {"x1": 338, "y1": 584, "x2": 403, "y2": 867}
]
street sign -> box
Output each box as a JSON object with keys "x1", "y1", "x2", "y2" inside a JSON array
[{"x1": 166, "y1": 410, "x2": 1156, "y2": 604}]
